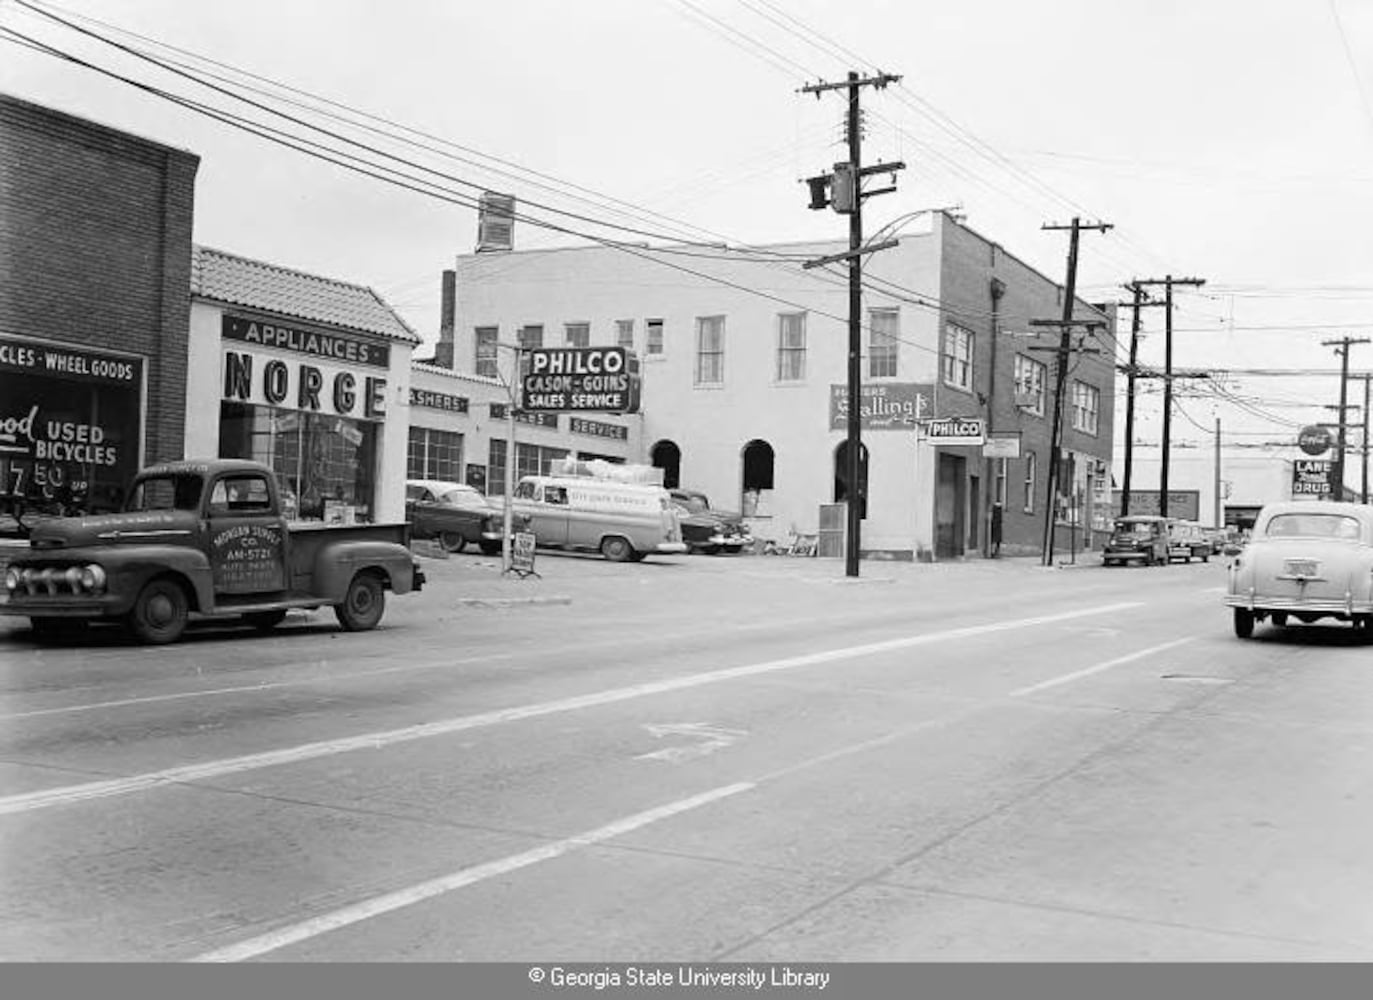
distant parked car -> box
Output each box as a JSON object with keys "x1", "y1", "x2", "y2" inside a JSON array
[
  {"x1": 1168, "y1": 520, "x2": 1211, "y2": 563},
  {"x1": 668, "y1": 488, "x2": 752, "y2": 555},
  {"x1": 405, "y1": 480, "x2": 527, "y2": 554},
  {"x1": 1102, "y1": 515, "x2": 1171, "y2": 566},
  {"x1": 1226, "y1": 501, "x2": 1373, "y2": 638}
]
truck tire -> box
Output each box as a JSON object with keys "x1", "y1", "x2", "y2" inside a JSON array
[
  {"x1": 244, "y1": 609, "x2": 288, "y2": 632},
  {"x1": 335, "y1": 572, "x2": 385, "y2": 631},
  {"x1": 1233, "y1": 608, "x2": 1255, "y2": 639},
  {"x1": 127, "y1": 577, "x2": 190, "y2": 645},
  {"x1": 439, "y1": 531, "x2": 468, "y2": 553},
  {"x1": 600, "y1": 536, "x2": 635, "y2": 562}
]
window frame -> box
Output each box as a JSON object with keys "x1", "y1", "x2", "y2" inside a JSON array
[
  {"x1": 694, "y1": 315, "x2": 725, "y2": 386},
  {"x1": 564, "y1": 322, "x2": 590, "y2": 348},
  {"x1": 1071, "y1": 379, "x2": 1100, "y2": 435},
  {"x1": 615, "y1": 319, "x2": 635, "y2": 351},
  {"x1": 942, "y1": 322, "x2": 974, "y2": 392},
  {"x1": 1014, "y1": 354, "x2": 1047, "y2": 416},
  {"x1": 868, "y1": 308, "x2": 899, "y2": 378},
  {"x1": 1023, "y1": 451, "x2": 1037, "y2": 514},
  {"x1": 776, "y1": 311, "x2": 806, "y2": 382},
  {"x1": 474, "y1": 326, "x2": 498, "y2": 379},
  {"x1": 646, "y1": 318, "x2": 664, "y2": 356}
]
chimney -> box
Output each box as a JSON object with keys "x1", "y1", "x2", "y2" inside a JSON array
[{"x1": 434, "y1": 269, "x2": 456, "y2": 369}]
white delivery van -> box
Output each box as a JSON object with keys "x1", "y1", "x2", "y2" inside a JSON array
[{"x1": 512, "y1": 475, "x2": 688, "y2": 562}]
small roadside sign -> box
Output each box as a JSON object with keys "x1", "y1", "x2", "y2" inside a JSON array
[{"x1": 510, "y1": 531, "x2": 538, "y2": 577}]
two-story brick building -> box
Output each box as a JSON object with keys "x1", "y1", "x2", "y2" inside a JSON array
[
  {"x1": 0, "y1": 93, "x2": 198, "y2": 527},
  {"x1": 434, "y1": 212, "x2": 1116, "y2": 560}
]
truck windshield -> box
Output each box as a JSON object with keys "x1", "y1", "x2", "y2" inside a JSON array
[{"x1": 126, "y1": 475, "x2": 203, "y2": 512}]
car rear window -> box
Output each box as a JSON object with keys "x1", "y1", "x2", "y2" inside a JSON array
[{"x1": 1265, "y1": 514, "x2": 1361, "y2": 540}]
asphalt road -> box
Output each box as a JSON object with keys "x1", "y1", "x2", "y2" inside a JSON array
[{"x1": 1, "y1": 549, "x2": 1371, "y2": 961}]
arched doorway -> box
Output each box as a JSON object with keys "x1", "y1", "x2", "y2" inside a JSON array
[
  {"x1": 741, "y1": 439, "x2": 774, "y2": 515},
  {"x1": 833, "y1": 440, "x2": 868, "y2": 519},
  {"x1": 650, "y1": 440, "x2": 681, "y2": 488}
]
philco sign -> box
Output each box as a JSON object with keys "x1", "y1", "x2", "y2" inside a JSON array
[
  {"x1": 924, "y1": 416, "x2": 986, "y2": 446},
  {"x1": 521, "y1": 347, "x2": 635, "y2": 413}
]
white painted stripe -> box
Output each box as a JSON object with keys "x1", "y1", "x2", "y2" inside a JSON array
[
  {"x1": 0, "y1": 601, "x2": 1141, "y2": 817},
  {"x1": 193, "y1": 781, "x2": 754, "y2": 962},
  {"x1": 1009, "y1": 637, "x2": 1196, "y2": 697},
  {"x1": 0, "y1": 652, "x2": 518, "y2": 721}
]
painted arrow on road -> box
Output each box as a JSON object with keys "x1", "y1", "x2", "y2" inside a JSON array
[{"x1": 636, "y1": 722, "x2": 748, "y2": 763}]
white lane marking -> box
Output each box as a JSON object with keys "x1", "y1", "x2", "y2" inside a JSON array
[
  {"x1": 0, "y1": 652, "x2": 519, "y2": 721},
  {"x1": 0, "y1": 601, "x2": 1141, "y2": 817},
  {"x1": 193, "y1": 781, "x2": 753, "y2": 962},
  {"x1": 1009, "y1": 637, "x2": 1197, "y2": 697},
  {"x1": 636, "y1": 722, "x2": 748, "y2": 763}
]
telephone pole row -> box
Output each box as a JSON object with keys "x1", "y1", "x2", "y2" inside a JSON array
[
  {"x1": 1036, "y1": 218, "x2": 1111, "y2": 567},
  {"x1": 1133, "y1": 275, "x2": 1205, "y2": 518},
  {"x1": 1323, "y1": 337, "x2": 1371, "y2": 499}
]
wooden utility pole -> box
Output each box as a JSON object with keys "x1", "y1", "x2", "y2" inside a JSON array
[
  {"x1": 1323, "y1": 338, "x2": 1370, "y2": 500},
  {"x1": 800, "y1": 71, "x2": 902, "y2": 578},
  {"x1": 1135, "y1": 275, "x2": 1206, "y2": 518},
  {"x1": 1117, "y1": 283, "x2": 1165, "y2": 516},
  {"x1": 1036, "y1": 218, "x2": 1111, "y2": 566}
]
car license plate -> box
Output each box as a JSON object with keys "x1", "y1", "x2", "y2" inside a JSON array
[{"x1": 1284, "y1": 559, "x2": 1318, "y2": 577}]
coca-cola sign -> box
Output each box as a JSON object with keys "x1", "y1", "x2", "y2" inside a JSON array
[{"x1": 1297, "y1": 425, "x2": 1332, "y2": 456}]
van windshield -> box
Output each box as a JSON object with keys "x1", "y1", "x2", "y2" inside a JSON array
[{"x1": 1114, "y1": 521, "x2": 1158, "y2": 538}]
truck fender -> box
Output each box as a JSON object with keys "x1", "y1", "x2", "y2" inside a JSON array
[
  {"x1": 313, "y1": 541, "x2": 418, "y2": 600},
  {"x1": 112, "y1": 547, "x2": 215, "y2": 612}
]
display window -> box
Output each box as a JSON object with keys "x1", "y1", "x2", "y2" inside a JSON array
[
  {"x1": 218, "y1": 401, "x2": 377, "y2": 523},
  {"x1": 0, "y1": 336, "x2": 144, "y2": 534}
]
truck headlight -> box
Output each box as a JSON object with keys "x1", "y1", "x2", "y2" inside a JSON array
[
  {"x1": 80, "y1": 564, "x2": 106, "y2": 593},
  {"x1": 3, "y1": 567, "x2": 18, "y2": 592}
]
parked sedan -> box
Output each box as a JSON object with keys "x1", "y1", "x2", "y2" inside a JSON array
[
  {"x1": 405, "y1": 480, "x2": 528, "y2": 554},
  {"x1": 669, "y1": 488, "x2": 752, "y2": 555},
  {"x1": 1225, "y1": 501, "x2": 1373, "y2": 638}
]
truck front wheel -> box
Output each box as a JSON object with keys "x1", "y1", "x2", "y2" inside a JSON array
[
  {"x1": 335, "y1": 572, "x2": 385, "y2": 631},
  {"x1": 600, "y1": 536, "x2": 635, "y2": 562},
  {"x1": 127, "y1": 577, "x2": 190, "y2": 645}
]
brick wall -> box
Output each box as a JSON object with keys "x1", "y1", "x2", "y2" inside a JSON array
[{"x1": 0, "y1": 93, "x2": 199, "y2": 465}]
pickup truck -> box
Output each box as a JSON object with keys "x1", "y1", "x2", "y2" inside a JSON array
[{"x1": 1, "y1": 458, "x2": 424, "y2": 644}]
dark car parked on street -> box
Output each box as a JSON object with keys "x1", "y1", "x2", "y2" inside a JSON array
[
  {"x1": 405, "y1": 480, "x2": 529, "y2": 555},
  {"x1": 668, "y1": 488, "x2": 752, "y2": 555}
]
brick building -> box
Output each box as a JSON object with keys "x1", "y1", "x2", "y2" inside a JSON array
[
  {"x1": 0, "y1": 93, "x2": 198, "y2": 525},
  {"x1": 438, "y1": 212, "x2": 1116, "y2": 560}
]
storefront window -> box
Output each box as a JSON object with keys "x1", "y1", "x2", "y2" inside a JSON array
[
  {"x1": 487, "y1": 439, "x2": 569, "y2": 496},
  {"x1": 0, "y1": 337, "x2": 144, "y2": 534},
  {"x1": 407, "y1": 427, "x2": 463, "y2": 481},
  {"x1": 219, "y1": 401, "x2": 377, "y2": 522}
]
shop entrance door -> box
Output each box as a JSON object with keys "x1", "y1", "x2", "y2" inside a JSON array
[{"x1": 935, "y1": 453, "x2": 966, "y2": 559}]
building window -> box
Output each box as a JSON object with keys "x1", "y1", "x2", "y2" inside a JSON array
[
  {"x1": 616, "y1": 320, "x2": 634, "y2": 350},
  {"x1": 1014, "y1": 354, "x2": 1046, "y2": 416},
  {"x1": 565, "y1": 322, "x2": 590, "y2": 348},
  {"x1": 776, "y1": 312, "x2": 806, "y2": 382},
  {"x1": 407, "y1": 427, "x2": 463, "y2": 481},
  {"x1": 1071, "y1": 380, "x2": 1100, "y2": 435},
  {"x1": 868, "y1": 308, "x2": 899, "y2": 378},
  {"x1": 646, "y1": 319, "x2": 664, "y2": 356},
  {"x1": 487, "y1": 439, "x2": 570, "y2": 497},
  {"x1": 220, "y1": 402, "x2": 377, "y2": 523},
  {"x1": 942, "y1": 322, "x2": 973, "y2": 391},
  {"x1": 1023, "y1": 451, "x2": 1037, "y2": 514},
  {"x1": 994, "y1": 457, "x2": 1008, "y2": 506},
  {"x1": 695, "y1": 315, "x2": 725, "y2": 385},
  {"x1": 475, "y1": 326, "x2": 498, "y2": 378},
  {"x1": 518, "y1": 325, "x2": 543, "y2": 351}
]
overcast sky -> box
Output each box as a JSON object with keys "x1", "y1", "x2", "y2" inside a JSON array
[{"x1": 3, "y1": 0, "x2": 1372, "y2": 456}]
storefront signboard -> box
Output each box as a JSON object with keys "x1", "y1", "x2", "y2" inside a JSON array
[
  {"x1": 410, "y1": 388, "x2": 469, "y2": 413},
  {"x1": 520, "y1": 347, "x2": 635, "y2": 413},
  {"x1": 829, "y1": 383, "x2": 934, "y2": 430},
  {"x1": 568, "y1": 417, "x2": 628, "y2": 441},
  {"x1": 222, "y1": 316, "x2": 389, "y2": 368},
  {"x1": 490, "y1": 403, "x2": 558, "y2": 429},
  {"x1": 1292, "y1": 459, "x2": 1333, "y2": 497},
  {"x1": 0, "y1": 335, "x2": 144, "y2": 516},
  {"x1": 222, "y1": 349, "x2": 387, "y2": 420},
  {"x1": 923, "y1": 416, "x2": 986, "y2": 446}
]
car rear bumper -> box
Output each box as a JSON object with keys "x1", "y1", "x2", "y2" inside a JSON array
[{"x1": 1224, "y1": 593, "x2": 1373, "y2": 615}]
